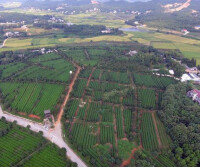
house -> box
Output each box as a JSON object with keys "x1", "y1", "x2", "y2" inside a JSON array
[
  {"x1": 185, "y1": 67, "x2": 199, "y2": 74},
  {"x1": 181, "y1": 73, "x2": 200, "y2": 82},
  {"x1": 128, "y1": 50, "x2": 138, "y2": 56},
  {"x1": 169, "y1": 70, "x2": 174, "y2": 75},
  {"x1": 44, "y1": 110, "x2": 51, "y2": 119},
  {"x1": 181, "y1": 29, "x2": 189, "y2": 35},
  {"x1": 101, "y1": 29, "x2": 111, "y2": 34},
  {"x1": 187, "y1": 89, "x2": 200, "y2": 104},
  {"x1": 194, "y1": 26, "x2": 200, "y2": 30}
]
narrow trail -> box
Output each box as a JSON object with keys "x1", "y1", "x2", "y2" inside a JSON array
[{"x1": 152, "y1": 112, "x2": 162, "y2": 149}]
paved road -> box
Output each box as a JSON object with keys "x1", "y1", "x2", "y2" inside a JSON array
[{"x1": 0, "y1": 106, "x2": 87, "y2": 167}]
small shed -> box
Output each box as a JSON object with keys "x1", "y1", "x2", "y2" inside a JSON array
[{"x1": 44, "y1": 110, "x2": 51, "y2": 119}]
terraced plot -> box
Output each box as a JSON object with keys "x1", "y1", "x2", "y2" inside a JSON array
[
  {"x1": 0, "y1": 119, "x2": 74, "y2": 167},
  {"x1": 138, "y1": 89, "x2": 156, "y2": 109},
  {"x1": 133, "y1": 73, "x2": 176, "y2": 89},
  {"x1": 141, "y1": 112, "x2": 159, "y2": 151},
  {"x1": 0, "y1": 82, "x2": 64, "y2": 119}
]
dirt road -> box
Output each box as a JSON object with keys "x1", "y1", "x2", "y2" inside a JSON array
[
  {"x1": 55, "y1": 64, "x2": 81, "y2": 125},
  {"x1": 0, "y1": 38, "x2": 8, "y2": 48}
]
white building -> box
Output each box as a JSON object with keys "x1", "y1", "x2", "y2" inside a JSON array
[
  {"x1": 181, "y1": 73, "x2": 200, "y2": 82},
  {"x1": 169, "y1": 70, "x2": 174, "y2": 75}
]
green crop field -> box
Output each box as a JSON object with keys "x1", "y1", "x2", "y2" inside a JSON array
[
  {"x1": 138, "y1": 89, "x2": 156, "y2": 109},
  {"x1": 115, "y1": 107, "x2": 124, "y2": 139},
  {"x1": 155, "y1": 114, "x2": 172, "y2": 148},
  {"x1": 0, "y1": 52, "x2": 75, "y2": 120},
  {"x1": 0, "y1": 82, "x2": 64, "y2": 118},
  {"x1": 133, "y1": 73, "x2": 176, "y2": 89},
  {"x1": 157, "y1": 155, "x2": 176, "y2": 167},
  {"x1": 0, "y1": 119, "x2": 74, "y2": 167},
  {"x1": 22, "y1": 144, "x2": 69, "y2": 167},
  {"x1": 141, "y1": 112, "x2": 159, "y2": 151}
]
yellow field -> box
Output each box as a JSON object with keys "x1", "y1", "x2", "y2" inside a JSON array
[
  {"x1": 5, "y1": 38, "x2": 32, "y2": 48},
  {"x1": 63, "y1": 13, "x2": 131, "y2": 28}
]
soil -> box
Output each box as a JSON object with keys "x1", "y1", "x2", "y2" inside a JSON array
[{"x1": 28, "y1": 114, "x2": 40, "y2": 120}]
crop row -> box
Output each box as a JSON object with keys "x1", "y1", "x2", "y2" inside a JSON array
[
  {"x1": 0, "y1": 128, "x2": 43, "y2": 167},
  {"x1": 65, "y1": 99, "x2": 79, "y2": 119},
  {"x1": 0, "y1": 82, "x2": 64, "y2": 118},
  {"x1": 141, "y1": 112, "x2": 159, "y2": 151},
  {"x1": 72, "y1": 79, "x2": 87, "y2": 98},
  {"x1": 100, "y1": 124, "x2": 115, "y2": 145},
  {"x1": 138, "y1": 88, "x2": 156, "y2": 109},
  {"x1": 133, "y1": 73, "x2": 176, "y2": 89},
  {"x1": 115, "y1": 108, "x2": 124, "y2": 139},
  {"x1": 70, "y1": 123, "x2": 97, "y2": 148},
  {"x1": 101, "y1": 71, "x2": 130, "y2": 84}
]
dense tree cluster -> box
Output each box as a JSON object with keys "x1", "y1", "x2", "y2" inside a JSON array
[
  {"x1": 126, "y1": 11, "x2": 200, "y2": 32},
  {"x1": 0, "y1": 12, "x2": 50, "y2": 24},
  {"x1": 159, "y1": 83, "x2": 200, "y2": 167},
  {"x1": 64, "y1": 25, "x2": 123, "y2": 37}
]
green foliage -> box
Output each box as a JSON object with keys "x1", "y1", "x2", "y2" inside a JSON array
[
  {"x1": 65, "y1": 99, "x2": 79, "y2": 119},
  {"x1": 100, "y1": 123, "x2": 115, "y2": 145},
  {"x1": 115, "y1": 107, "x2": 124, "y2": 139},
  {"x1": 0, "y1": 82, "x2": 64, "y2": 118},
  {"x1": 22, "y1": 144, "x2": 69, "y2": 167},
  {"x1": 138, "y1": 89, "x2": 156, "y2": 109},
  {"x1": 141, "y1": 112, "x2": 159, "y2": 151},
  {"x1": 72, "y1": 79, "x2": 87, "y2": 98},
  {"x1": 118, "y1": 140, "x2": 135, "y2": 160},
  {"x1": 133, "y1": 73, "x2": 176, "y2": 89},
  {"x1": 159, "y1": 83, "x2": 200, "y2": 166}
]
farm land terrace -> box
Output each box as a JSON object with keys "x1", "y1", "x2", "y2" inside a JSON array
[{"x1": 0, "y1": 43, "x2": 198, "y2": 167}]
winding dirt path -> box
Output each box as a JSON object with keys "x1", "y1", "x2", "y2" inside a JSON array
[{"x1": 55, "y1": 64, "x2": 81, "y2": 126}]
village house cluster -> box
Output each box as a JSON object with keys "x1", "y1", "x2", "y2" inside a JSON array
[
  {"x1": 181, "y1": 67, "x2": 200, "y2": 83},
  {"x1": 187, "y1": 89, "x2": 200, "y2": 104}
]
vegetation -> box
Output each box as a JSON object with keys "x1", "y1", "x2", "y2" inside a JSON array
[
  {"x1": 138, "y1": 89, "x2": 156, "y2": 109},
  {"x1": 159, "y1": 83, "x2": 200, "y2": 166},
  {"x1": 0, "y1": 52, "x2": 74, "y2": 120},
  {"x1": 0, "y1": 119, "x2": 76, "y2": 167},
  {"x1": 141, "y1": 112, "x2": 159, "y2": 151}
]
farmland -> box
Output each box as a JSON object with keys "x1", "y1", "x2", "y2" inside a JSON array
[
  {"x1": 0, "y1": 44, "x2": 180, "y2": 166},
  {"x1": 0, "y1": 119, "x2": 75, "y2": 167},
  {"x1": 2, "y1": 29, "x2": 200, "y2": 65},
  {"x1": 0, "y1": 52, "x2": 74, "y2": 120},
  {"x1": 59, "y1": 44, "x2": 179, "y2": 166},
  {"x1": 141, "y1": 112, "x2": 159, "y2": 151},
  {"x1": 138, "y1": 89, "x2": 156, "y2": 109},
  {"x1": 154, "y1": 113, "x2": 172, "y2": 148},
  {"x1": 0, "y1": 1, "x2": 199, "y2": 166},
  {"x1": 133, "y1": 73, "x2": 176, "y2": 89}
]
